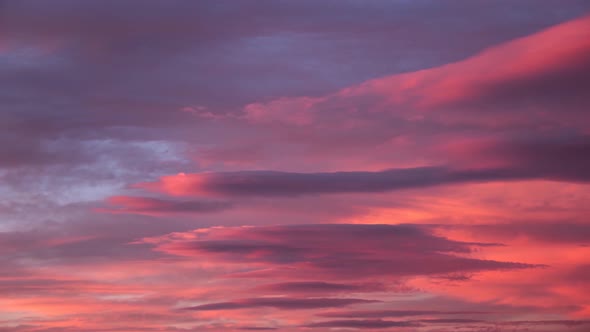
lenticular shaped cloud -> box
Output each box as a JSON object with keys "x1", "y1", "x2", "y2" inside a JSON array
[
  {"x1": 182, "y1": 297, "x2": 376, "y2": 311},
  {"x1": 303, "y1": 319, "x2": 419, "y2": 329},
  {"x1": 141, "y1": 224, "x2": 537, "y2": 279},
  {"x1": 138, "y1": 134, "x2": 590, "y2": 197},
  {"x1": 104, "y1": 196, "x2": 232, "y2": 214}
]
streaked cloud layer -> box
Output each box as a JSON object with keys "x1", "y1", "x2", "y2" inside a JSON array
[{"x1": 1, "y1": 1, "x2": 590, "y2": 331}]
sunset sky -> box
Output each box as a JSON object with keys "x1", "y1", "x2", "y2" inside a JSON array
[{"x1": 1, "y1": 1, "x2": 590, "y2": 331}]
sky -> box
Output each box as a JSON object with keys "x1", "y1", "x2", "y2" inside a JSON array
[{"x1": 1, "y1": 0, "x2": 590, "y2": 331}]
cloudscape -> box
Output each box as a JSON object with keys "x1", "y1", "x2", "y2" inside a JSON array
[{"x1": 1, "y1": 1, "x2": 590, "y2": 331}]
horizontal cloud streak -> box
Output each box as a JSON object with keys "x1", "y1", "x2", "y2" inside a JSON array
[
  {"x1": 303, "y1": 319, "x2": 419, "y2": 329},
  {"x1": 138, "y1": 136, "x2": 590, "y2": 197},
  {"x1": 182, "y1": 297, "x2": 376, "y2": 311},
  {"x1": 142, "y1": 224, "x2": 537, "y2": 280},
  {"x1": 318, "y1": 309, "x2": 488, "y2": 318},
  {"x1": 258, "y1": 281, "x2": 386, "y2": 294},
  {"x1": 103, "y1": 196, "x2": 232, "y2": 214}
]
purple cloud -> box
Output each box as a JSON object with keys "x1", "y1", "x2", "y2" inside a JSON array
[
  {"x1": 182, "y1": 297, "x2": 376, "y2": 311},
  {"x1": 143, "y1": 224, "x2": 538, "y2": 279},
  {"x1": 303, "y1": 319, "x2": 419, "y2": 329}
]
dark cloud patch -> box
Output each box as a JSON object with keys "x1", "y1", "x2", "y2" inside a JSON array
[
  {"x1": 303, "y1": 318, "x2": 590, "y2": 330},
  {"x1": 439, "y1": 222, "x2": 590, "y2": 245},
  {"x1": 318, "y1": 309, "x2": 488, "y2": 319},
  {"x1": 420, "y1": 318, "x2": 484, "y2": 324},
  {"x1": 104, "y1": 196, "x2": 232, "y2": 214},
  {"x1": 258, "y1": 281, "x2": 386, "y2": 294},
  {"x1": 482, "y1": 136, "x2": 590, "y2": 182},
  {"x1": 499, "y1": 320, "x2": 590, "y2": 327},
  {"x1": 143, "y1": 136, "x2": 590, "y2": 197},
  {"x1": 181, "y1": 297, "x2": 375, "y2": 311},
  {"x1": 145, "y1": 224, "x2": 537, "y2": 279},
  {"x1": 303, "y1": 319, "x2": 419, "y2": 329},
  {"x1": 143, "y1": 167, "x2": 518, "y2": 197}
]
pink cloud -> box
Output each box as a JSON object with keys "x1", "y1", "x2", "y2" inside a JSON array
[
  {"x1": 102, "y1": 195, "x2": 232, "y2": 215},
  {"x1": 141, "y1": 224, "x2": 536, "y2": 279},
  {"x1": 2, "y1": 4, "x2": 590, "y2": 332}
]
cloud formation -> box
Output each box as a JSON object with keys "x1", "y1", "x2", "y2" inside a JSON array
[
  {"x1": 104, "y1": 196, "x2": 232, "y2": 214},
  {"x1": 142, "y1": 224, "x2": 536, "y2": 279},
  {"x1": 138, "y1": 135, "x2": 590, "y2": 197},
  {"x1": 302, "y1": 319, "x2": 419, "y2": 329},
  {"x1": 182, "y1": 297, "x2": 376, "y2": 311},
  {"x1": 1, "y1": 2, "x2": 590, "y2": 331}
]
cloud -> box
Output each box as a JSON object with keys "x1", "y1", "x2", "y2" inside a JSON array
[
  {"x1": 135, "y1": 167, "x2": 507, "y2": 197},
  {"x1": 5, "y1": 0, "x2": 580, "y2": 148},
  {"x1": 257, "y1": 281, "x2": 386, "y2": 294},
  {"x1": 409, "y1": 14, "x2": 590, "y2": 114},
  {"x1": 103, "y1": 196, "x2": 232, "y2": 215},
  {"x1": 123, "y1": 167, "x2": 503, "y2": 197},
  {"x1": 419, "y1": 318, "x2": 484, "y2": 324},
  {"x1": 318, "y1": 309, "x2": 487, "y2": 319},
  {"x1": 302, "y1": 319, "x2": 419, "y2": 329},
  {"x1": 303, "y1": 319, "x2": 590, "y2": 330},
  {"x1": 499, "y1": 320, "x2": 590, "y2": 327},
  {"x1": 137, "y1": 134, "x2": 590, "y2": 198},
  {"x1": 207, "y1": 15, "x2": 590, "y2": 173},
  {"x1": 142, "y1": 224, "x2": 536, "y2": 279},
  {"x1": 2, "y1": 2, "x2": 588, "y2": 176},
  {"x1": 242, "y1": 14, "x2": 590, "y2": 127},
  {"x1": 182, "y1": 297, "x2": 376, "y2": 311},
  {"x1": 2, "y1": 4, "x2": 590, "y2": 331},
  {"x1": 447, "y1": 136, "x2": 590, "y2": 182},
  {"x1": 437, "y1": 222, "x2": 590, "y2": 245}
]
